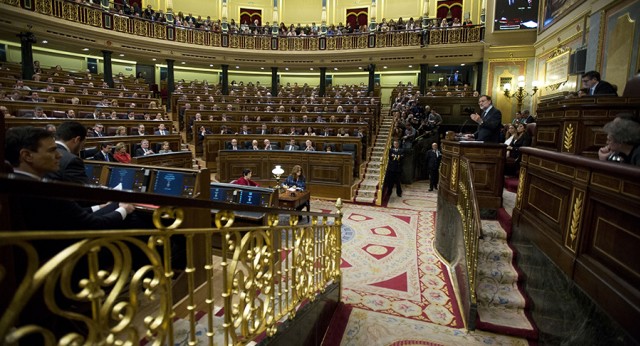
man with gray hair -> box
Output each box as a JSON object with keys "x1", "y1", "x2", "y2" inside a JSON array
[{"x1": 598, "y1": 117, "x2": 640, "y2": 166}]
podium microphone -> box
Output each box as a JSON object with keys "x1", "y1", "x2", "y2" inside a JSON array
[{"x1": 458, "y1": 119, "x2": 471, "y2": 136}]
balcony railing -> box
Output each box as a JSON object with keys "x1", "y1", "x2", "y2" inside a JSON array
[
  {"x1": 0, "y1": 176, "x2": 343, "y2": 345},
  {"x1": 1, "y1": 0, "x2": 484, "y2": 51}
]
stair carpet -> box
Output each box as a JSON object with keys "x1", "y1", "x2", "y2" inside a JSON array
[
  {"x1": 474, "y1": 188, "x2": 538, "y2": 340},
  {"x1": 353, "y1": 111, "x2": 394, "y2": 204}
]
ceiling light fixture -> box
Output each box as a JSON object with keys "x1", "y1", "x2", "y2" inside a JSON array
[{"x1": 41, "y1": 40, "x2": 48, "y2": 44}]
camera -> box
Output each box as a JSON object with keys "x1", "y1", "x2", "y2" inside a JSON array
[{"x1": 462, "y1": 107, "x2": 476, "y2": 114}]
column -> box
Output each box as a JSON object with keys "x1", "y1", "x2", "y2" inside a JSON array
[
  {"x1": 271, "y1": 67, "x2": 278, "y2": 96},
  {"x1": 368, "y1": 64, "x2": 376, "y2": 95},
  {"x1": 320, "y1": 0, "x2": 327, "y2": 35},
  {"x1": 221, "y1": 64, "x2": 229, "y2": 95},
  {"x1": 19, "y1": 32, "x2": 36, "y2": 81},
  {"x1": 419, "y1": 64, "x2": 428, "y2": 95},
  {"x1": 221, "y1": 0, "x2": 229, "y2": 33},
  {"x1": 272, "y1": 0, "x2": 279, "y2": 35},
  {"x1": 166, "y1": 59, "x2": 175, "y2": 111},
  {"x1": 319, "y1": 67, "x2": 327, "y2": 97},
  {"x1": 102, "y1": 50, "x2": 114, "y2": 88},
  {"x1": 368, "y1": 0, "x2": 377, "y2": 32}
]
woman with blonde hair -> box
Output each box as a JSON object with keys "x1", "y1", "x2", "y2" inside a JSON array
[
  {"x1": 115, "y1": 126, "x2": 128, "y2": 136},
  {"x1": 113, "y1": 142, "x2": 132, "y2": 163}
]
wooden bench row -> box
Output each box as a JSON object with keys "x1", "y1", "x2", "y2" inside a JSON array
[
  {"x1": 203, "y1": 134, "x2": 364, "y2": 176},
  {"x1": 1, "y1": 101, "x2": 174, "y2": 121}
]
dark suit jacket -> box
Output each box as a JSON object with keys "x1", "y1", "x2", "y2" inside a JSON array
[
  {"x1": 593, "y1": 81, "x2": 618, "y2": 96},
  {"x1": 135, "y1": 147, "x2": 153, "y2": 157},
  {"x1": 474, "y1": 106, "x2": 503, "y2": 143},
  {"x1": 284, "y1": 145, "x2": 299, "y2": 151},
  {"x1": 426, "y1": 149, "x2": 442, "y2": 170},
  {"x1": 46, "y1": 144, "x2": 90, "y2": 184},
  {"x1": 11, "y1": 173, "x2": 126, "y2": 231},
  {"x1": 511, "y1": 132, "x2": 532, "y2": 160},
  {"x1": 154, "y1": 130, "x2": 170, "y2": 135},
  {"x1": 387, "y1": 147, "x2": 404, "y2": 173},
  {"x1": 92, "y1": 151, "x2": 114, "y2": 162}
]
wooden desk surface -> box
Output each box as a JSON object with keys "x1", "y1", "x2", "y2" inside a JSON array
[{"x1": 278, "y1": 190, "x2": 310, "y2": 210}]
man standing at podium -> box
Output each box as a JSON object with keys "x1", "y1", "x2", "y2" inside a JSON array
[{"x1": 468, "y1": 95, "x2": 502, "y2": 143}]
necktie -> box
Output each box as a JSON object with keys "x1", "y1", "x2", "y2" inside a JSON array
[{"x1": 105, "y1": 154, "x2": 109, "y2": 162}]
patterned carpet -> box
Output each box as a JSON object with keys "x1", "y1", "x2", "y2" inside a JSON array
[
  {"x1": 317, "y1": 182, "x2": 530, "y2": 346},
  {"x1": 165, "y1": 182, "x2": 531, "y2": 345}
]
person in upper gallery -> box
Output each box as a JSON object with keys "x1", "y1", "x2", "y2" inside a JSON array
[
  {"x1": 465, "y1": 95, "x2": 503, "y2": 143},
  {"x1": 234, "y1": 168, "x2": 259, "y2": 186},
  {"x1": 45, "y1": 121, "x2": 90, "y2": 184},
  {"x1": 135, "y1": 139, "x2": 155, "y2": 157},
  {"x1": 598, "y1": 117, "x2": 640, "y2": 166},
  {"x1": 426, "y1": 142, "x2": 442, "y2": 192},
  {"x1": 581, "y1": 71, "x2": 618, "y2": 96},
  {"x1": 113, "y1": 142, "x2": 131, "y2": 163},
  {"x1": 92, "y1": 143, "x2": 114, "y2": 162}
]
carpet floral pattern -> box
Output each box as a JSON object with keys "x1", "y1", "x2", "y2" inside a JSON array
[{"x1": 312, "y1": 199, "x2": 462, "y2": 328}]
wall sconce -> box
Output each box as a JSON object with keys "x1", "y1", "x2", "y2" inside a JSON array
[
  {"x1": 272, "y1": 165, "x2": 285, "y2": 193},
  {"x1": 503, "y1": 76, "x2": 539, "y2": 113}
]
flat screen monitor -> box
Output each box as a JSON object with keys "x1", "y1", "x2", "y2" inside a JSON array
[
  {"x1": 84, "y1": 163, "x2": 103, "y2": 185},
  {"x1": 107, "y1": 167, "x2": 149, "y2": 192},
  {"x1": 152, "y1": 170, "x2": 197, "y2": 197},
  {"x1": 210, "y1": 187, "x2": 233, "y2": 202},
  {"x1": 494, "y1": 0, "x2": 539, "y2": 31},
  {"x1": 237, "y1": 189, "x2": 267, "y2": 207}
]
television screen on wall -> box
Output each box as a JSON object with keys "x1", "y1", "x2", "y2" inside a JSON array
[{"x1": 494, "y1": 0, "x2": 539, "y2": 31}]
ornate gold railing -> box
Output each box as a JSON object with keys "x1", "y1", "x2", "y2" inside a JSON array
[
  {"x1": 0, "y1": 179, "x2": 342, "y2": 345},
  {"x1": 1, "y1": 0, "x2": 484, "y2": 51},
  {"x1": 455, "y1": 158, "x2": 481, "y2": 318}
]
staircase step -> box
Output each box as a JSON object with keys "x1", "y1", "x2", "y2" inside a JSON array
[{"x1": 477, "y1": 279, "x2": 527, "y2": 310}]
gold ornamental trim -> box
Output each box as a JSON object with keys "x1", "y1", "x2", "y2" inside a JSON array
[
  {"x1": 563, "y1": 123, "x2": 575, "y2": 152},
  {"x1": 516, "y1": 166, "x2": 526, "y2": 209},
  {"x1": 568, "y1": 191, "x2": 583, "y2": 244}
]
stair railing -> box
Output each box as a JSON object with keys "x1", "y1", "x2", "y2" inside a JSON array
[
  {"x1": 455, "y1": 157, "x2": 482, "y2": 329},
  {"x1": 375, "y1": 115, "x2": 396, "y2": 206}
]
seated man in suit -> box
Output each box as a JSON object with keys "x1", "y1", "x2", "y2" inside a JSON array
[
  {"x1": 46, "y1": 121, "x2": 91, "y2": 184},
  {"x1": 92, "y1": 143, "x2": 114, "y2": 162},
  {"x1": 154, "y1": 123, "x2": 170, "y2": 135},
  {"x1": 87, "y1": 123, "x2": 105, "y2": 138},
  {"x1": 5, "y1": 126, "x2": 137, "y2": 230},
  {"x1": 258, "y1": 123, "x2": 270, "y2": 135},
  {"x1": 285, "y1": 138, "x2": 299, "y2": 151},
  {"x1": 136, "y1": 124, "x2": 146, "y2": 136},
  {"x1": 227, "y1": 138, "x2": 240, "y2": 150},
  {"x1": 581, "y1": 70, "x2": 618, "y2": 96},
  {"x1": 135, "y1": 139, "x2": 155, "y2": 156},
  {"x1": 263, "y1": 139, "x2": 273, "y2": 150}
]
